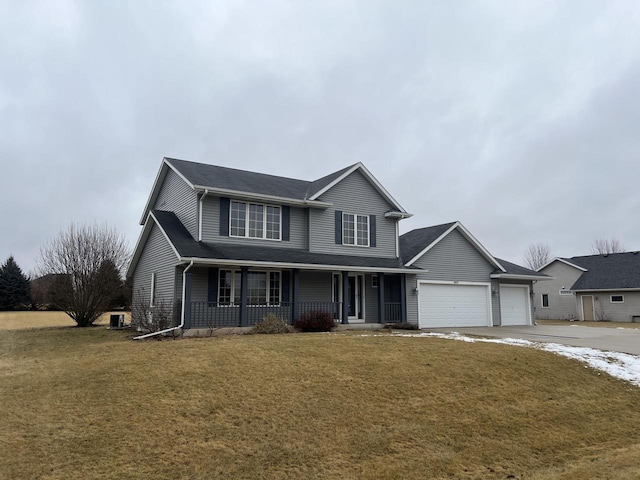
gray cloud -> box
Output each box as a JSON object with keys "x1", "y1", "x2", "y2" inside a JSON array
[{"x1": 1, "y1": 0, "x2": 639, "y2": 274}]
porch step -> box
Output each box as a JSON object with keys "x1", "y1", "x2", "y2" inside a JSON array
[{"x1": 335, "y1": 323, "x2": 385, "y2": 331}]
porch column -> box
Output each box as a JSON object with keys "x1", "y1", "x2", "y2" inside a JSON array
[
  {"x1": 400, "y1": 274, "x2": 407, "y2": 323},
  {"x1": 341, "y1": 271, "x2": 349, "y2": 324},
  {"x1": 184, "y1": 270, "x2": 192, "y2": 329},
  {"x1": 377, "y1": 273, "x2": 385, "y2": 324},
  {"x1": 291, "y1": 269, "x2": 300, "y2": 324},
  {"x1": 239, "y1": 267, "x2": 249, "y2": 327}
]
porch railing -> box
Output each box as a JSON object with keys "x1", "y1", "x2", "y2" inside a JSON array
[
  {"x1": 185, "y1": 300, "x2": 404, "y2": 328},
  {"x1": 384, "y1": 302, "x2": 403, "y2": 323}
]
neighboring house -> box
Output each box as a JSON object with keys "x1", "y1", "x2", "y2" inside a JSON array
[
  {"x1": 399, "y1": 222, "x2": 549, "y2": 328},
  {"x1": 534, "y1": 253, "x2": 640, "y2": 322},
  {"x1": 127, "y1": 158, "x2": 546, "y2": 332}
]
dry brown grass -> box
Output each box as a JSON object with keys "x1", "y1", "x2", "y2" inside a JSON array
[
  {"x1": 537, "y1": 318, "x2": 640, "y2": 329},
  {"x1": 1, "y1": 328, "x2": 640, "y2": 479},
  {"x1": 0, "y1": 311, "x2": 130, "y2": 330}
]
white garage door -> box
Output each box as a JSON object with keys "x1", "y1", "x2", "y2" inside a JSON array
[
  {"x1": 499, "y1": 285, "x2": 530, "y2": 326},
  {"x1": 418, "y1": 283, "x2": 491, "y2": 328}
]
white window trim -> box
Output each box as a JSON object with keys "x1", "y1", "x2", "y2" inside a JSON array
[
  {"x1": 342, "y1": 212, "x2": 370, "y2": 247},
  {"x1": 541, "y1": 293, "x2": 549, "y2": 308},
  {"x1": 610, "y1": 295, "x2": 624, "y2": 303},
  {"x1": 229, "y1": 201, "x2": 282, "y2": 241},
  {"x1": 217, "y1": 269, "x2": 282, "y2": 305},
  {"x1": 150, "y1": 272, "x2": 157, "y2": 307},
  {"x1": 559, "y1": 290, "x2": 573, "y2": 296}
]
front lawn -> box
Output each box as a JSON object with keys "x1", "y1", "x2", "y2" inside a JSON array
[{"x1": 1, "y1": 328, "x2": 640, "y2": 479}]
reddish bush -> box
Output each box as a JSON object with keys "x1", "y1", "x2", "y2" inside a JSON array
[{"x1": 293, "y1": 310, "x2": 336, "y2": 332}]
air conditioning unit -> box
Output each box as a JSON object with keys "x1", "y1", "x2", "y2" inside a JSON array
[{"x1": 109, "y1": 314, "x2": 125, "y2": 329}]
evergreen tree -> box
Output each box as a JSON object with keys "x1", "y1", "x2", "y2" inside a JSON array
[{"x1": 0, "y1": 256, "x2": 31, "y2": 311}]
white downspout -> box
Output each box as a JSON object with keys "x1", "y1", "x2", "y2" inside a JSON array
[
  {"x1": 134, "y1": 261, "x2": 195, "y2": 340},
  {"x1": 198, "y1": 189, "x2": 209, "y2": 241}
]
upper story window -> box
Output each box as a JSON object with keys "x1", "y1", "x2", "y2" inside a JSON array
[
  {"x1": 230, "y1": 201, "x2": 281, "y2": 240},
  {"x1": 343, "y1": 213, "x2": 369, "y2": 247}
]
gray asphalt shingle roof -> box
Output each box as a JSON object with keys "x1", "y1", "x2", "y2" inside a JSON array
[
  {"x1": 166, "y1": 158, "x2": 354, "y2": 200},
  {"x1": 493, "y1": 258, "x2": 545, "y2": 277},
  {"x1": 153, "y1": 210, "x2": 414, "y2": 270},
  {"x1": 566, "y1": 253, "x2": 640, "y2": 290},
  {"x1": 398, "y1": 222, "x2": 457, "y2": 263}
]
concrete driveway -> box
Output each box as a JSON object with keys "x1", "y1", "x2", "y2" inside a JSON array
[{"x1": 426, "y1": 325, "x2": 640, "y2": 355}]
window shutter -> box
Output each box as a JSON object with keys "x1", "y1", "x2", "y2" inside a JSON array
[
  {"x1": 282, "y1": 206, "x2": 290, "y2": 241},
  {"x1": 208, "y1": 268, "x2": 219, "y2": 304},
  {"x1": 335, "y1": 210, "x2": 343, "y2": 244},
  {"x1": 369, "y1": 215, "x2": 376, "y2": 247},
  {"x1": 219, "y1": 197, "x2": 230, "y2": 236},
  {"x1": 282, "y1": 270, "x2": 290, "y2": 302}
]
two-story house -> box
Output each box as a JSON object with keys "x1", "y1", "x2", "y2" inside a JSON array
[
  {"x1": 127, "y1": 158, "x2": 416, "y2": 332},
  {"x1": 127, "y1": 158, "x2": 547, "y2": 335}
]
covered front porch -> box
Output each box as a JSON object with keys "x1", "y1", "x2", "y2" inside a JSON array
[{"x1": 177, "y1": 266, "x2": 408, "y2": 329}]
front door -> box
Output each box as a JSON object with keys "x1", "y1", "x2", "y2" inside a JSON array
[
  {"x1": 582, "y1": 295, "x2": 594, "y2": 321},
  {"x1": 348, "y1": 275, "x2": 364, "y2": 322}
]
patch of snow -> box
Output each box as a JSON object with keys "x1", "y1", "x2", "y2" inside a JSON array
[{"x1": 369, "y1": 332, "x2": 640, "y2": 387}]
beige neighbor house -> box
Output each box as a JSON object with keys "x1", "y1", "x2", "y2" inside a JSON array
[{"x1": 534, "y1": 253, "x2": 640, "y2": 322}]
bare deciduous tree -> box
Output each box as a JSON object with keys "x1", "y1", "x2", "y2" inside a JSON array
[
  {"x1": 590, "y1": 238, "x2": 625, "y2": 255},
  {"x1": 131, "y1": 289, "x2": 177, "y2": 338},
  {"x1": 37, "y1": 223, "x2": 129, "y2": 327},
  {"x1": 523, "y1": 243, "x2": 552, "y2": 271}
]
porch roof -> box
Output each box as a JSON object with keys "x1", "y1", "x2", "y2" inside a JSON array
[{"x1": 153, "y1": 210, "x2": 420, "y2": 273}]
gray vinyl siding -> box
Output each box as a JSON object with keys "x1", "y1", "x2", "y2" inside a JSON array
[
  {"x1": 131, "y1": 223, "x2": 179, "y2": 320},
  {"x1": 533, "y1": 262, "x2": 583, "y2": 320},
  {"x1": 491, "y1": 279, "x2": 501, "y2": 326},
  {"x1": 364, "y1": 274, "x2": 379, "y2": 323},
  {"x1": 577, "y1": 292, "x2": 640, "y2": 322},
  {"x1": 411, "y1": 229, "x2": 494, "y2": 282},
  {"x1": 189, "y1": 268, "x2": 210, "y2": 302},
  {"x1": 309, "y1": 170, "x2": 398, "y2": 258},
  {"x1": 404, "y1": 229, "x2": 494, "y2": 325},
  {"x1": 154, "y1": 168, "x2": 198, "y2": 238},
  {"x1": 405, "y1": 274, "x2": 418, "y2": 324},
  {"x1": 201, "y1": 195, "x2": 308, "y2": 249},
  {"x1": 298, "y1": 271, "x2": 332, "y2": 302}
]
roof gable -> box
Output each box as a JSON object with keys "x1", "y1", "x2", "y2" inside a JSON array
[
  {"x1": 400, "y1": 221, "x2": 505, "y2": 271},
  {"x1": 537, "y1": 257, "x2": 587, "y2": 273},
  {"x1": 139, "y1": 158, "x2": 410, "y2": 225},
  {"x1": 307, "y1": 162, "x2": 408, "y2": 214}
]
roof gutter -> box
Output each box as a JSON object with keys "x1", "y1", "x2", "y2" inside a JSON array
[
  {"x1": 179, "y1": 256, "x2": 421, "y2": 274},
  {"x1": 134, "y1": 261, "x2": 194, "y2": 340},
  {"x1": 198, "y1": 190, "x2": 209, "y2": 241},
  {"x1": 193, "y1": 186, "x2": 332, "y2": 209},
  {"x1": 490, "y1": 274, "x2": 555, "y2": 281}
]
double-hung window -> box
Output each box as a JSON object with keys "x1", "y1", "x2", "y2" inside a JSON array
[
  {"x1": 343, "y1": 213, "x2": 369, "y2": 247},
  {"x1": 230, "y1": 201, "x2": 281, "y2": 240},
  {"x1": 218, "y1": 270, "x2": 281, "y2": 305}
]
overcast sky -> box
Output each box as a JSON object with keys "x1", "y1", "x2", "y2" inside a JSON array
[{"x1": 1, "y1": 0, "x2": 639, "y2": 275}]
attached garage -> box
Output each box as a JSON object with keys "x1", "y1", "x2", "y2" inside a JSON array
[
  {"x1": 499, "y1": 285, "x2": 531, "y2": 326},
  {"x1": 418, "y1": 282, "x2": 492, "y2": 328}
]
